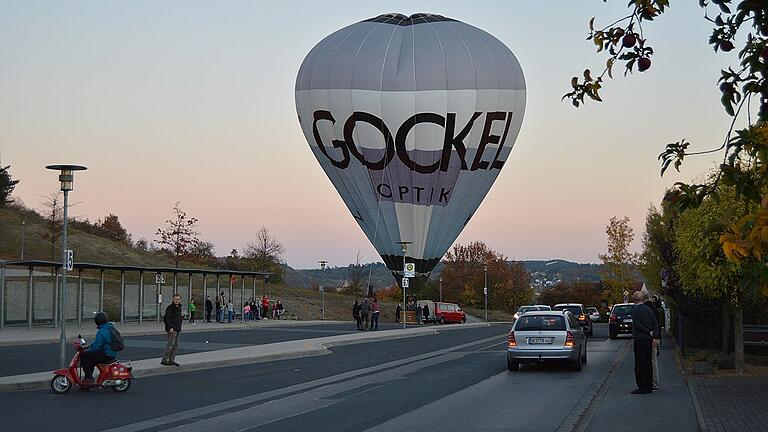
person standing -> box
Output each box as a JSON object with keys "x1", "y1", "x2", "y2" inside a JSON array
[
  {"x1": 261, "y1": 295, "x2": 270, "y2": 319},
  {"x1": 216, "y1": 291, "x2": 226, "y2": 323},
  {"x1": 227, "y1": 300, "x2": 234, "y2": 323},
  {"x1": 645, "y1": 295, "x2": 662, "y2": 391},
  {"x1": 370, "y1": 298, "x2": 380, "y2": 331},
  {"x1": 395, "y1": 304, "x2": 402, "y2": 323},
  {"x1": 205, "y1": 296, "x2": 213, "y2": 322},
  {"x1": 360, "y1": 298, "x2": 371, "y2": 331},
  {"x1": 630, "y1": 291, "x2": 658, "y2": 394},
  {"x1": 188, "y1": 297, "x2": 196, "y2": 325},
  {"x1": 422, "y1": 303, "x2": 430, "y2": 324},
  {"x1": 162, "y1": 294, "x2": 182, "y2": 366},
  {"x1": 352, "y1": 300, "x2": 361, "y2": 330},
  {"x1": 416, "y1": 304, "x2": 423, "y2": 325},
  {"x1": 243, "y1": 303, "x2": 251, "y2": 322}
]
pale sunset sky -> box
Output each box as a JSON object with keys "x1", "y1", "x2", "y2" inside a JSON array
[{"x1": 1, "y1": 1, "x2": 735, "y2": 268}]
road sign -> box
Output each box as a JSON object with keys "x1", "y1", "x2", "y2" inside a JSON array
[
  {"x1": 402, "y1": 277, "x2": 409, "y2": 288},
  {"x1": 319, "y1": 285, "x2": 324, "y2": 292},
  {"x1": 155, "y1": 273, "x2": 166, "y2": 284},
  {"x1": 483, "y1": 287, "x2": 487, "y2": 295},
  {"x1": 65, "y1": 250, "x2": 73, "y2": 271},
  {"x1": 404, "y1": 262, "x2": 416, "y2": 278},
  {"x1": 158, "y1": 294, "x2": 163, "y2": 304}
]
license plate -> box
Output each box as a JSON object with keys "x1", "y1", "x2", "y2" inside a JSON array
[
  {"x1": 624, "y1": 318, "x2": 633, "y2": 323},
  {"x1": 528, "y1": 337, "x2": 553, "y2": 344}
]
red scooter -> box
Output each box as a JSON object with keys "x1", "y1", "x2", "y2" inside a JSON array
[{"x1": 50, "y1": 335, "x2": 133, "y2": 394}]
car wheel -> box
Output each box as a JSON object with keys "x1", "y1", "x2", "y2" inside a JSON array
[
  {"x1": 438, "y1": 317, "x2": 445, "y2": 325},
  {"x1": 460, "y1": 317, "x2": 466, "y2": 324},
  {"x1": 572, "y1": 349, "x2": 583, "y2": 371},
  {"x1": 507, "y1": 358, "x2": 519, "y2": 371}
]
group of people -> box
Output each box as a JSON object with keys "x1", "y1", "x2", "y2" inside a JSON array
[
  {"x1": 630, "y1": 291, "x2": 664, "y2": 394},
  {"x1": 185, "y1": 293, "x2": 285, "y2": 324},
  {"x1": 351, "y1": 297, "x2": 381, "y2": 331},
  {"x1": 394, "y1": 301, "x2": 430, "y2": 324}
]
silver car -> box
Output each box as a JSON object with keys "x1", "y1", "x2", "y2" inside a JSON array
[{"x1": 506, "y1": 311, "x2": 588, "y2": 371}]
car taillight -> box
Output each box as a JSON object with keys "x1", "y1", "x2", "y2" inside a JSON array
[
  {"x1": 578, "y1": 314, "x2": 586, "y2": 321},
  {"x1": 565, "y1": 331, "x2": 575, "y2": 347},
  {"x1": 609, "y1": 314, "x2": 617, "y2": 322},
  {"x1": 508, "y1": 331, "x2": 517, "y2": 347}
]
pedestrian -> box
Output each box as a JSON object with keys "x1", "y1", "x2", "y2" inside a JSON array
[
  {"x1": 162, "y1": 293, "x2": 182, "y2": 366},
  {"x1": 243, "y1": 303, "x2": 251, "y2": 322},
  {"x1": 352, "y1": 300, "x2": 361, "y2": 330},
  {"x1": 370, "y1": 297, "x2": 380, "y2": 331},
  {"x1": 262, "y1": 295, "x2": 270, "y2": 319},
  {"x1": 217, "y1": 291, "x2": 226, "y2": 323},
  {"x1": 630, "y1": 291, "x2": 659, "y2": 394},
  {"x1": 395, "y1": 304, "x2": 401, "y2": 323},
  {"x1": 275, "y1": 300, "x2": 284, "y2": 319},
  {"x1": 188, "y1": 297, "x2": 196, "y2": 324},
  {"x1": 360, "y1": 298, "x2": 371, "y2": 331},
  {"x1": 205, "y1": 296, "x2": 213, "y2": 322},
  {"x1": 227, "y1": 300, "x2": 234, "y2": 323},
  {"x1": 645, "y1": 295, "x2": 663, "y2": 391},
  {"x1": 422, "y1": 302, "x2": 430, "y2": 324},
  {"x1": 416, "y1": 304, "x2": 423, "y2": 325},
  {"x1": 251, "y1": 300, "x2": 260, "y2": 320}
]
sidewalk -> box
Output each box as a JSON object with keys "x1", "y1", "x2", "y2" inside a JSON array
[
  {"x1": 581, "y1": 336, "x2": 700, "y2": 431},
  {"x1": 0, "y1": 319, "x2": 347, "y2": 346},
  {"x1": 0, "y1": 321, "x2": 491, "y2": 391},
  {"x1": 689, "y1": 374, "x2": 768, "y2": 431}
]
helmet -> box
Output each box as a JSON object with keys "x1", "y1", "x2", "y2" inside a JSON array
[{"x1": 94, "y1": 312, "x2": 109, "y2": 326}]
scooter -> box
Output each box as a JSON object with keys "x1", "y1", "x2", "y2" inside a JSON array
[{"x1": 50, "y1": 335, "x2": 133, "y2": 394}]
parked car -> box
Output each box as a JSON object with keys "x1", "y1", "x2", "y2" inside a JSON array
[
  {"x1": 434, "y1": 302, "x2": 466, "y2": 324},
  {"x1": 609, "y1": 303, "x2": 635, "y2": 339},
  {"x1": 513, "y1": 305, "x2": 542, "y2": 321},
  {"x1": 553, "y1": 303, "x2": 593, "y2": 337},
  {"x1": 534, "y1": 305, "x2": 552, "y2": 311},
  {"x1": 586, "y1": 307, "x2": 601, "y2": 323},
  {"x1": 506, "y1": 311, "x2": 587, "y2": 371}
]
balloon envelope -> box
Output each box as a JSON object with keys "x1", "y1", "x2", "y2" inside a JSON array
[{"x1": 296, "y1": 13, "x2": 526, "y2": 281}]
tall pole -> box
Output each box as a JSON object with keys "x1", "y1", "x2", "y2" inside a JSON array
[
  {"x1": 439, "y1": 276, "x2": 443, "y2": 302},
  {"x1": 318, "y1": 261, "x2": 327, "y2": 320},
  {"x1": 59, "y1": 189, "x2": 69, "y2": 368},
  {"x1": 402, "y1": 252, "x2": 407, "y2": 330},
  {"x1": 484, "y1": 264, "x2": 488, "y2": 322},
  {"x1": 20, "y1": 220, "x2": 25, "y2": 260}
]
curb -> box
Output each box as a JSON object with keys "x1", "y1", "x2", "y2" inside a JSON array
[
  {"x1": 0, "y1": 322, "x2": 490, "y2": 392},
  {"x1": 687, "y1": 379, "x2": 707, "y2": 432}
]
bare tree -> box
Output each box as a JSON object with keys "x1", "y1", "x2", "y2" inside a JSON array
[
  {"x1": 39, "y1": 192, "x2": 63, "y2": 260},
  {"x1": 155, "y1": 201, "x2": 200, "y2": 267},
  {"x1": 341, "y1": 251, "x2": 365, "y2": 296},
  {"x1": 243, "y1": 227, "x2": 285, "y2": 281}
]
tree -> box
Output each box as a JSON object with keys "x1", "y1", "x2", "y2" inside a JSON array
[
  {"x1": 243, "y1": 226, "x2": 285, "y2": 282},
  {"x1": 135, "y1": 238, "x2": 149, "y2": 252},
  {"x1": 39, "y1": 192, "x2": 63, "y2": 260},
  {"x1": 0, "y1": 157, "x2": 19, "y2": 207},
  {"x1": 340, "y1": 252, "x2": 366, "y2": 296},
  {"x1": 98, "y1": 214, "x2": 130, "y2": 243},
  {"x1": 539, "y1": 281, "x2": 605, "y2": 309},
  {"x1": 598, "y1": 216, "x2": 639, "y2": 303},
  {"x1": 155, "y1": 201, "x2": 200, "y2": 267},
  {"x1": 441, "y1": 241, "x2": 533, "y2": 312}
]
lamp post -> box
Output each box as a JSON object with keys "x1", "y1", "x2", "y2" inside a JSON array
[
  {"x1": 484, "y1": 264, "x2": 488, "y2": 322},
  {"x1": 318, "y1": 260, "x2": 327, "y2": 320},
  {"x1": 20, "y1": 220, "x2": 25, "y2": 260},
  {"x1": 46, "y1": 164, "x2": 87, "y2": 368},
  {"x1": 397, "y1": 241, "x2": 411, "y2": 330},
  {"x1": 439, "y1": 275, "x2": 443, "y2": 302}
]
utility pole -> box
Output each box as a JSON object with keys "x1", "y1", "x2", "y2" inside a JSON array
[
  {"x1": 439, "y1": 275, "x2": 443, "y2": 302},
  {"x1": 318, "y1": 261, "x2": 328, "y2": 320},
  {"x1": 484, "y1": 264, "x2": 488, "y2": 322},
  {"x1": 20, "y1": 220, "x2": 26, "y2": 260}
]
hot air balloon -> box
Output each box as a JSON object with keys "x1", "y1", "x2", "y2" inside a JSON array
[{"x1": 295, "y1": 13, "x2": 526, "y2": 285}]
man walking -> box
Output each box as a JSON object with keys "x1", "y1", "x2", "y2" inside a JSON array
[
  {"x1": 370, "y1": 298, "x2": 380, "y2": 331},
  {"x1": 630, "y1": 291, "x2": 658, "y2": 394},
  {"x1": 360, "y1": 297, "x2": 371, "y2": 331},
  {"x1": 162, "y1": 293, "x2": 182, "y2": 366},
  {"x1": 188, "y1": 296, "x2": 196, "y2": 325},
  {"x1": 205, "y1": 296, "x2": 213, "y2": 322},
  {"x1": 352, "y1": 300, "x2": 361, "y2": 330}
]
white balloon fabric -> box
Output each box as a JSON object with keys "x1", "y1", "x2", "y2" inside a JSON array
[{"x1": 296, "y1": 13, "x2": 526, "y2": 281}]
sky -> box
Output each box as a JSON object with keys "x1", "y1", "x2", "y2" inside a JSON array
[{"x1": 0, "y1": 1, "x2": 737, "y2": 268}]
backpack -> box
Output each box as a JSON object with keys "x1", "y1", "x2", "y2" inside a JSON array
[{"x1": 108, "y1": 326, "x2": 125, "y2": 352}]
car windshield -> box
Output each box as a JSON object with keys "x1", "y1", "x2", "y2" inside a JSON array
[
  {"x1": 587, "y1": 308, "x2": 598, "y2": 313},
  {"x1": 515, "y1": 315, "x2": 566, "y2": 331},
  {"x1": 537, "y1": 306, "x2": 551, "y2": 311},
  {"x1": 613, "y1": 304, "x2": 634, "y2": 315},
  {"x1": 554, "y1": 305, "x2": 582, "y2": 315},
  {"x1": 518, "y1": 306, "x2": 537, "y2": 313}
]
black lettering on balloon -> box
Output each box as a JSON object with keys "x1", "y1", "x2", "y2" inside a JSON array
[
  {"x1": 471, "y1": 112, "x2": 506, "y2": 171},
  {"x1": 312, "y1": 110, "x2": 350, "y2": 169},
  {"x1": 439, "y1": 188, "x2": 451, "y2": 203},
  {"x1": 441, "y1": 112, "x2": 481, "y2": 172},
  {"x1": 343, "y1": 112, "x2": 395, "y2": 171},
  {"x1": 377, "y1": 183, "x2": 393, "y2": 198},
  {"x1": 395, "y1": 113, "x2": 445, "y2": 174},
  {"x1": 413, "y1": 186, "x2": 424, "y2": 202},
  {"x1": 399, "y1": 186, "x2": 409, "y2": 200},
  {"x1": 491, "y1": 112, "x2": 514, "y2": 170}
]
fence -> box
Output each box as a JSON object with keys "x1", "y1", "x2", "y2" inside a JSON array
[{"x1": 0, "y1": 260, "x2": 271, "y2": 330}]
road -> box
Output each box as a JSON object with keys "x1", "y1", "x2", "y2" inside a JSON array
[{"x1": 0, "y1": 323, "x2": 641, "y2": 432}]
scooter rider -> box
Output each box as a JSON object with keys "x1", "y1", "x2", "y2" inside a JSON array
[{"x1": 81, "y1": 312, "x2": 116, "y2": 383}]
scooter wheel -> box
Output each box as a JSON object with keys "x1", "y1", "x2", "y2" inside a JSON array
[
  {"x1": 112, "y1": 379, "x2": 131, "y2": 393},
  {"x1": 50, "y1": 375, "x2": 71, "y2": 394}
]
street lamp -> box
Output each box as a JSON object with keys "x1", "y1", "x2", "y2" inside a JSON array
[
  {"x1": 20, "y1": 220, "x2": 26, "y2": 260},
  {"x1": 439, "y1": 275, "x2": 443, "y2": 302},
  {"x1": 397, "y1": 241, "x2": 411, "y2": 330},
  {"x1": 318, "y1": 260, "x2": 328, "y2": 320},
  {"x1": 46, "y1": 164, "x2": 87, "y2": 368},
  {"x1": 484, "y1": 264, "x2": 488, "y2": 322}
]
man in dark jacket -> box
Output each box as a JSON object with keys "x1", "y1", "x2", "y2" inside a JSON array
[
  {"x1": 162, "y1": 293, "x2": 183, "y2": 366},
  {"x1": 81, "y1": 312, "x2": 117, "y2": 382},
  {"x1": 205, "y1": 296, "x2": 213, "y2": 322},
  {"x1": 645, "y1": 295, "x2": 662, "y2": 391},
  {"x1": 422, "y1": 303, "x2": 430, "y2": 324},
  {"x1": 352, "y1": 300, "x2": 361, "y2": 330},
  {"x1": 631, "y1": 291, "x2": 659, "y2": 394}
]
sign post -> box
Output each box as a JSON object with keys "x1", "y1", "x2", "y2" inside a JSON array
[{"x1": 156, "y1": 273, "x2": 165, "y2": 323}]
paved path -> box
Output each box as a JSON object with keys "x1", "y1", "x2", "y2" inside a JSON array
[{"x1": 690, "y1": 375, "x2": 768, "y2": 432}]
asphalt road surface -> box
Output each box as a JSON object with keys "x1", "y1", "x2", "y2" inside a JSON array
[{"x1": 0, "y1": 323, "x2": 637, "y2": 432}]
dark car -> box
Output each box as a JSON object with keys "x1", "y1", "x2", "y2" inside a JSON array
[
  {"x1": 553, "y1": 303, "x2": 593, "y2": 337},
  {"x1": 609, "y1": 303, "x2": 635, "y2": 339}
]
